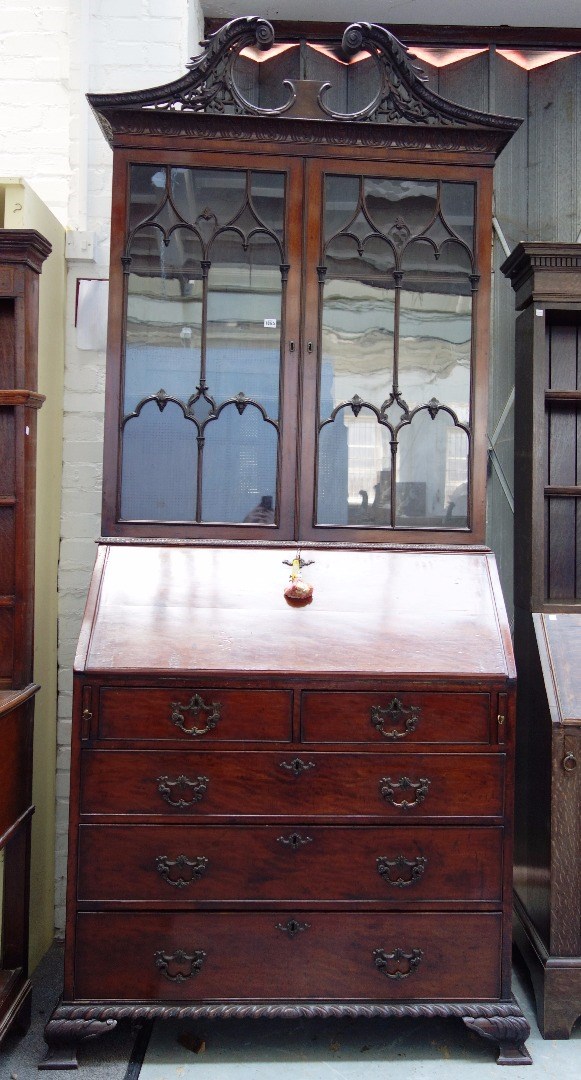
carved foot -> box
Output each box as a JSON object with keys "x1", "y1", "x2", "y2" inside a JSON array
[
  {"x1": 463, "y1": 1013, "x2": 532, "y2": 1065},
  {"x1": 39, "y1": 1016, "x2": 117, "y2": 1070}
]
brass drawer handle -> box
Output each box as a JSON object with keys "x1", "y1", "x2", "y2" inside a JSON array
[
  {"x1": 279, "y1": 757, "x2": 316, "y2": 776},
  {"x1": 377, "y1": 854, "x2": 428, "y2": 887},
  {"x1": 371, "y1": 698, "x2": 420, "y2": 739},
  {"x1": 373, "y1": 946, "x2": 423, "y2": 980},
  {"x1": 171, "y1": 694, "x2": 221, "y2": 736},
  {"x1": 379, "y1": 776, "x2": 430, "y2": 809},
  {"x1": 156, "y1": 774, "x2": 209, "y2": 808},
  {"x1": 154, "y1": 948, "x2": 206, "y2": 982},
  {"x1": 563, "y1": 752, "x2": 577, "y2": 772},
  {"x1": 156, "y1": 854, "x2": 208, "y2": 887}
]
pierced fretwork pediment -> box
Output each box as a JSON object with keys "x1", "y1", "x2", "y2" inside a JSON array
[{"x1": 88, "y1": 16, "x2": 520, "y2": 153}]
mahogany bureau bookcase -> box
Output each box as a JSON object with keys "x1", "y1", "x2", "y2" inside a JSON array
[{"x1": 42, "y1": 18, "x2": 531, "y2": 1069}]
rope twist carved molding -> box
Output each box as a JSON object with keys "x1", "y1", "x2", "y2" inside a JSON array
[{"x1": 45, "y1": 999, "x2": 530, "y2": 1024}]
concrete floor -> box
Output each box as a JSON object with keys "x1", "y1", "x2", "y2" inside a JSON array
[
  {"x1": 0, "y1": 942, "x2": 135, "y2": 1080},
  {"x1": 139, "y1": 959, "x2": 580, "y2": 1080},
  {"x1": 0, "y1": 943, "x2": 579, "y2": 1079}
]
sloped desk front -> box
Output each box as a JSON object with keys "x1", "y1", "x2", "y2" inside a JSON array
[{"x1": 43, "y1": 545, "x2": 531, "y2": 1068}]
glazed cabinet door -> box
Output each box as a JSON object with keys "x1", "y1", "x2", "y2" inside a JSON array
[
  {"x1": 298, "y1": 159, "x2": 490, "y2": 544},
  {"x1": 103, "y1": 152, "x2": 303, "y2": 539}
]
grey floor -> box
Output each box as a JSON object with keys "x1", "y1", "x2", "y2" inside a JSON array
[
  {"x1": 1, "y1": 943, "x2": 579, "y2": 1078},
  {"x1": 0, "y1": 942, "x2": 135, "y2": 1079}
]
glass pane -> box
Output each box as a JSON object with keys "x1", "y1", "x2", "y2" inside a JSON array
[
  {"x1": 201, "y1": 405, "x2": 278, "y2": 524},
  {"x1": 125, "y1": 229, "x2": 203, "y2": 414},
  {"x1": 317, "y1": 410, "x2": 391, "y2": 526},
  {"x1": 440, "y1": 182, "x2": 475, "y2": 251},
  {"x1": 121, "y1": 403, "x2": 197, "y2": 521},
  {"x1": 363, "y1": 178, "x2": 437, "y2": 240},
  {"x1": 321, "y1": 276, "x2": 394, "y2": 416},
  {"x1": 170, "y1": 168, "x2": 247, "y2": 236},
  {"x1": 250, "y1": 171, "x2": 285, "y2": 242},
  {"x1": 396, "y1": 410, "x2": 468, "y2": 528},
  {"x1": 129, "y1": 165, "x2": 168, "y2": 233},
  {"x1": 325, "y1": 234, "x2": 395, "y2": 280},
  {"x1": 400, "y1": 242, "x2": 472, "y2": 419},
  {"x1": 206, "y1": 233, "x2": 282, "y2": 418},
  {"x1": 324, "y1": 175, "x2": 360, "y2": 241},
  {"x1": 398, "y1": 290, "x2": 471, "y2": 418}
]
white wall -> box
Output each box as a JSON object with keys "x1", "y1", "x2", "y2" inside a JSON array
[
  {"x1": 1, "y1": 0, "x2": 204, "y2": 938},
  {"x1": 55, "y1": 0, "x2": 204, "y2": 935}
]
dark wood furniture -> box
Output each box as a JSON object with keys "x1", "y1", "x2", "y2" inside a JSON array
[
  {"x1": 43, "y1": 18, "x2": 530, "y2": 1068},
  {"x1": 0, "y1": 230, "x2": 51, "y2": 1045},
  {"x1": 502, "y1": 243, "x2": 581, "y2": 1037},
  {"x1": 45, "y1": 543, "x2": 530, "y2": 1069}
]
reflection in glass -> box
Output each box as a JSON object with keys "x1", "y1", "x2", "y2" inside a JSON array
[
  {"x1": 125, "y1": 259, "x2": 203, "y2": 413},
  {"x1": 207, "y1": 234, "x2": 282, "y2": 417},
  {"x1": 325, "y1": 234, "x2": 395, "y2": 279},
  {"x1": 396, "y1": 410, "x2": 468, "y2": 528},
  {"x1": 121, "y1": 402, "x2": 197, "y2": 521},
  {"x1": 399, "y1": 242, "x2": 472, "y2": 419},
  {"x1": 123, "y1": 165, "x2": 286, "y2": 524},
  {"x1": 321, "y1": 279, "x2": 394, "y2": 416},
  {"x1": 170, "y1": 168, "x2": 246, "y2": 233},
  {"x1": 440, "y1": 183, "x2": 475, "y2": 251},
  {"x1": 317, "y1": 410, "x2": 391, "y2": 526},
  {"x1": 324, "y1": 175, "x2": 360, "y2": 240},
  {"x1": 202, "y1": 405, "x2": 278, "y2": 524},
  {"x1": 364, "y1": 177, "x2": 437, "y2": 238},
  {"x1": 398, "y1": 290, "x2": 471, "y2": 419},
  {"x1": 128, "y1": 165, "x2": 167, "y2": 233}
]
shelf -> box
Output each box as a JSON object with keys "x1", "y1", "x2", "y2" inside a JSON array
[
  {"x1": 0, "y1": 390, "x2": 45, "y2": 409},
  {"x1": 544, "y1": 486, "x2": 581, "y2": 497}
]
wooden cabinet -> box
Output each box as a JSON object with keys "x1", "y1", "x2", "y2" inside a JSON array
[
  {"x1": 43, "y1": 544, "x2": 532, "y2": 1068},
  {"x1": 502, "y1": 243, "x2": 581, "y2": 1038},
  {"x1": 42, "y1": 17, "x2": 530, "y2": 1069},
  {"x1": 0, "y1": 230, "x2": 50, "y2": 1045}
]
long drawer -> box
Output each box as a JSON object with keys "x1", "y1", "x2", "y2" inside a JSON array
[
  {"x1": 74, "y1": 911, "x2": 502, "y2": 1001},
  {"x1": 77, "y1": 824, "x2": 504, "y2": 904},
  {"x1": 79, "y1": 750, "x2": 506, "y2": 820},
  {"x1": 301, "y1": 691, "x2": 491, "y2": 744},
  {"x1": 98, "y1": 688, "x2": 292, "y2": 742}
]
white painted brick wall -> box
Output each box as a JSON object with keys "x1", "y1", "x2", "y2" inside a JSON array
[
  {"x1": 3, "y1": 0, "x2": 204, "y2": 936},
  {"x1": 0, "y1": 1, "x2": 70, "y2": 222},
  {"x1": 54, "y1": 0, "x2": 205, "y2": 935}
]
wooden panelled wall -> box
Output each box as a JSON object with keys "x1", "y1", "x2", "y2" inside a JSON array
[{"x1": 420, "y1": 48, "x2": 581, "y2": 623}]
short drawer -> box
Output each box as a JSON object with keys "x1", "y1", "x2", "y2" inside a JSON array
[
  {"x1": 77, "y1": 824, "x2": 504, "y2": 904},
  {"x1": 79, "y1": 750, "x2": 505, "y2": 820},
  {"x1": 74, "y1": 910, "x2": 502, "y2": 1001},
  {"x1": 301, "y1": 692, "x2": 491, "y2": 745},
  {"x1": 98, "y1": 688, "x2": 292, "y2": 742}
]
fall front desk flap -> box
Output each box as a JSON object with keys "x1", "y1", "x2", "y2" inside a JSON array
[
  {"x1": 76, "y1": 545, "x2": 514, "y2": 679},
  {"x1": 534, "y1": 612, "x2": 581, "y2": 725}
]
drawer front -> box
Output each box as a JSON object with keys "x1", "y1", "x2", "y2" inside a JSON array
[
  {"x1": 74, "y1": 911, "x2": 502, "y2": 1001},
  {"x1": 77, "y1": 824, "x2": 504, "y2": 904},
  {"x1": 301, "y1": 692, "x2": 491, "y2": 745},
  {"x1": 80, "y1": 750, "x2": 505, "y2": 820},
  {"x1": 98, "y1": 688, "x2": 292, "y2": 742}
]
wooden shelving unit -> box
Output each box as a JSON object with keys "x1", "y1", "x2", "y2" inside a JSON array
[{"x1": 0, "y1": 229, "x2": 51, "y2": 1045}]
